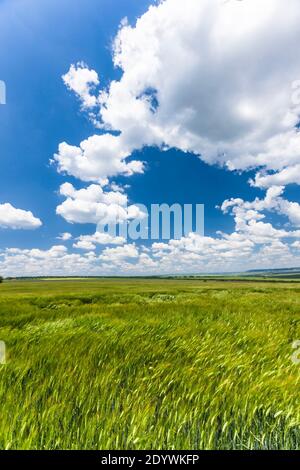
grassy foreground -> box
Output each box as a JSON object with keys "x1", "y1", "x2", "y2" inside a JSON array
[{"x1": 0, "y1": 279, "x2": 300, "y2": 449}]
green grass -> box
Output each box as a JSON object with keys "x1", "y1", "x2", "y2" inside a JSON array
[{"x1": 0, "y1": 278, "x2": 300, "y2": 449}]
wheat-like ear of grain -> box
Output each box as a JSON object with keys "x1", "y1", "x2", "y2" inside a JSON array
[{"x1": 0, "y1": 278, "x2": 299, "y2": 450}]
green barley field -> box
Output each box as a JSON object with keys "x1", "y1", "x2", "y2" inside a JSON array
[{"x1": 0, "y1": 278, "x2": 300, "y2": 450}]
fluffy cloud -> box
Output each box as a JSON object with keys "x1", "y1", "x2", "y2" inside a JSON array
[
  {"x1": 56, "y1": 182, "x2": 144, "y2": 225},
  {"x1": 0, "y1": 203, "x2": 42, "y2": 230},
  {"x1": 62, "y1": 62, "x2": 100, "y2": 110},
  {"x1": 54, "y1": 134, "x2": 144, "y2": 182},
  {"x1": 99, "y1": 244, "x2": 139, "y2": 262},
  {"x1": 221, "y1": 186, "x2": 300, "y2": 228},
  {"x1": 2, "y1": 230, "x2": 299, "y2": 277},
  {"x1": 55, "y1": 0, "x2": 300, "y2": 187},
  {"x1": 0, "y1": 246, "x2": 98, "y2": 277},
  {"x1": 253, "y1": 164, "x2": 300, "y2": 189},
  {"x1": 149, "y1": 227, "x2": 300, "y2": 274},
  {"x1": 73, "y1": 232, "x2": 125, "y2": 250},
  {"x1": 57, "y1": 232, "x2": 72, "y2": 241},
  {"x1": 3, "y1": 197, "x2": 300, "y2": 277}
]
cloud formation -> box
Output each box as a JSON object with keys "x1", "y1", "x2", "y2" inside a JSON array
[
  {"x1": 0, "y1": 203, "x2": 42, "y2": 230},
  {"x1": 47, "y1": 0, "x2": 300, "y2": 276},
  {"x1": 5, "y1": 0, "x2": 298, "y2": 276},
  {"x1": 56, "y1": 182, "x2": 145, "y2": 226},
  {"x1": 62, "y1": 62, "x2": 100, "y2": 110},
  {"x1": 56, "y1": 0, "x2": 300, "y2": 187}
]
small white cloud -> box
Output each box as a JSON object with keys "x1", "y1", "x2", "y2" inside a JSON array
[
  {"x1": 99, "y1": 244, "x2": 139, "y2": 262},
  {"x1": 62, "y1": 62, "x2": 100, "y2": 110},
  {"x1": 252, "y1": 164, "x2": 300, "y2": 189},
  {"x1": 73, "y1": 231, "x2": 125, "y2": 250},
  {"x1": 56, "y1": 182, "x2": 145, "y2": 226},
  {"x1": 0, "y1": 203, "x2": 42, "y2": 230},
  {"x1": 57, "y1": 232, "x2": 72, "y2": 241},
  {"x1": 54, "y1": 135, "x2": 144, "y2": 183}
]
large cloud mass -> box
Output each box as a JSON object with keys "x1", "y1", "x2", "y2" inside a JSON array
[
  {"x1": 47, "y1": 0, "x2": 300, "y2": 276},
  {"x1": 56, "y1": 0, "x2": 300, "y2": 186}
]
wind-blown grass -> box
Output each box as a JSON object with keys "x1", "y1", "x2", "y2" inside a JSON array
[{"x1": 0, "y1": 279, "x2": 299, "y2": 449}]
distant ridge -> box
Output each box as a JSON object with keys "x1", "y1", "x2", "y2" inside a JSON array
[{"x1": 246, "y1": 267, "x2": 300, "y2": 274}]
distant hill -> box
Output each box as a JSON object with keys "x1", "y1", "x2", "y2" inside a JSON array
[
  {"x1": 4, "y1": 267, "x2": 300, "y2": 282},
  {"x1": 247, "y1": 267, "x2": 300, "y2": 274}
]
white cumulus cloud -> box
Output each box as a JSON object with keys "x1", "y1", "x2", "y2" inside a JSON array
[
  {"x1": 0, "y1": 203, "x2": 42, "y2": 230},
  {"x1": 62, "y1": 62, "x2": 100, "y2": 110},
  {"x1": 56, "y1": 0, "x2": 300, "y2": 187}
]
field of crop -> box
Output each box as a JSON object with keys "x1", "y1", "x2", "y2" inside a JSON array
[{"x1": 0, "y1": 278, "x2": 300, "y2": 449}]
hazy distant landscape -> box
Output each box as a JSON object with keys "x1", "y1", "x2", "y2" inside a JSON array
[{"x1": 5, "y1": 266, "x2": 300, "y2": 282}]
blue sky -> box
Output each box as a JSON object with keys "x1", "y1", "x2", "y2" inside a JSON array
[
  {"x1": 0, "y1": 0, "x2": 153, "y2": 249},
  {"x1": 0, "y1": 0, "x2": 300, "y2": 276}
]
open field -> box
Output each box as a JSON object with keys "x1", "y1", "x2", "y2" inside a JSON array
[{"x1": 0, "y1": 279, "x2": 300, "y2": 449}]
